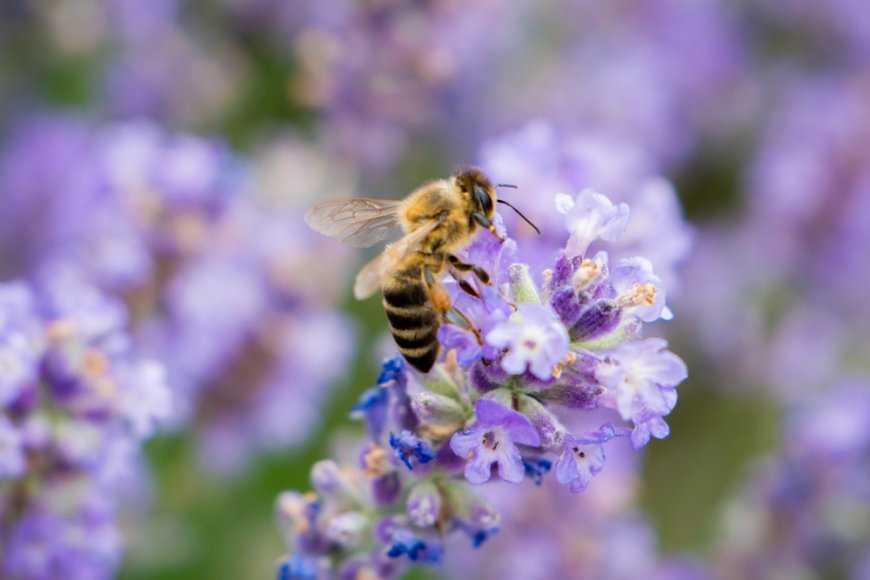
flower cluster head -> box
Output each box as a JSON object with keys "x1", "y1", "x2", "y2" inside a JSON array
[
  {"x1": 0, "y1": 272, "x2": 171, "y2": 579},
  {"x1": 275, "y1": 186, "x2": 688, "y2": 577}
]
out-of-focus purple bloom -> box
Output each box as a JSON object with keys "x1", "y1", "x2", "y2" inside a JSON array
[
  {"x1": 352, "y1": 386, "x2": 390, "y2": 441},
  {"x1": 0, "y1": 115, "x2": 358, "y2": 472},
  {"x1": 386, "y1": 529, "x2": 444, "y2": 563},
  {"x1": 0, "y1": 415, "x2": 25, "y2": 479},
  {"x1": 277, "y1": 553, "x2": 321, "y2": 580},
  {"x1": 118, "y1": 360, "x2": 172, "y2": 438},
  {"x1": 714, "y1": 381, "x2": 870, "y2": 578},
  {"x1": 0, "y1": 284, "x2": 40, "y2": 406},
  {"x1": 522, "y1": 458, "x2": 553, "y2": 486},
  {"x1": 450, "y1": 400, "x2": 541, "y2": 484},
  {"x1": 485, "y1": 303, "x2": 569, "y2": 380},
  {"x1": 0, "y1": 277, "x2": 170, "y2": 579},
  {"x1": 310, "y1": 460, "x2": 358, "y2": 506}
]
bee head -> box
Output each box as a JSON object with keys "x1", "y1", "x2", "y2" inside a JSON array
[{"x1": 454, "y1": 167, "x2": 495, "y2": 217}]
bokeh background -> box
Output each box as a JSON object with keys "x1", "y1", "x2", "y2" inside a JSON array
[{"x1": 1, "y1": 0, "x2": 868, "y2": 578}]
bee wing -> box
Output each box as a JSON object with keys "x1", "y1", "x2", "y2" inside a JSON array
[
  {"x1": 353, "y1": 217, "x2": 444, "y2": 300},
  {"x1": 305, "y1": 197, "x2": 403, "y2": 247}
]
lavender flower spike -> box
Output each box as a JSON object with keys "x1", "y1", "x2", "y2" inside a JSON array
[
  {"x1": 273, "y1": 172, "x2": 690, "y2": 578},
  {"x1": 450, "y1": 399, "x2": 541, "y2": 484}
]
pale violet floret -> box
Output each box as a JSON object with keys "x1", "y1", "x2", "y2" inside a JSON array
[
  {"x1": 556, "y1": 188, "x2": 630, "y2": 258},
  {"x1": 610, "y1": 257, "x2": 671, "y2": 322},
  {"x1": 450, "y1": 400, "x2": 541, "y2": 484},
  {"x1": 485, "y1": 303, "x2": 569, "y2": 380},
  {"x1": 555, "y1": 438, "x2": 605, "y2": 493},
  {"x1": 596, "y1": 338, "x2": 687, "y2": 448},
  {"x1": 554, "y1": 423, "x2": 628, "y2": 493}
]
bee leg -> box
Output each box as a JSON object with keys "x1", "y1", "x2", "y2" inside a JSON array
[
  {"x1": 456, "y1": 278, "x2": 481, "y2": 299},
  {"x1": 472, "y1": 212, "x2": 505, "y2": 243},
  {"x1": 448, "y1": 254, "x2": 517, "y2": 311},
  {"x1": 424, "y1": 267, "x2": 484, "y2": 345},
  {"x1": 445, "y1": 261, "x2": 481, "y2": 300},
  {"x1": 448, "y1": 255, "x2": 491, "y2": 285}
]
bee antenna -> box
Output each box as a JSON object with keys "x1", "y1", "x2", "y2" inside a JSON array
[
  {"x1": 496, "y1": 199, "x2": 541, "y2": 235},
  {"x1": 496, "y1": 183, "x2": 518, "y2": 189}
]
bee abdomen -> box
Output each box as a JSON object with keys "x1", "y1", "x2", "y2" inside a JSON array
[{"x1": 383, "y1": 283, "x2": 439, "y2": 373}]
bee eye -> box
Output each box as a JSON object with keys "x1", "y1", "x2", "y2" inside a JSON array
[{"x1": 473, "y1": 184, "x2": 493, "y2": 214}]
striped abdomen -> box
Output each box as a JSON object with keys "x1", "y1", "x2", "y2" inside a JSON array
[{"x1": 383, "y1": 278, "x2": 439, "y2": 373}]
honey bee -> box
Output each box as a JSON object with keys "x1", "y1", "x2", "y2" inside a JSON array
[{"x1": 305, "y1": 167, "x2": 538, "y2": 373}]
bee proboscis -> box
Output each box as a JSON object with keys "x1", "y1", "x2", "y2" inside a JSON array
[{"x1": 306, "y1": 167, "x2": 537, "y2": 373}]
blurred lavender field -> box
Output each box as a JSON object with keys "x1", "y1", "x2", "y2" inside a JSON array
[{"x1": 0, "y1": 1, "x2": 868, "y2": 579}]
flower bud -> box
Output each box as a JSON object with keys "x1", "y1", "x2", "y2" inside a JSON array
[
  {"x1": 407, "y1": 481, "x2": 442, "y2": 527},
  {"x1": 371, "y1": 472, "x2": 402, "y2": 507},
  {"x1": 275, "y1": 491, "x2": 319, "y2": 543},
  {"x1": 508, "y1": 263, "x2": 540, "y2": 304},
  {"x1": 325, "y1": 511, "x2": 368, "y2": 548},
  {"x1": 310, "y1": 460, "x2": 358, "y2": 505},
  {"x1": 517, "y1": 394, "x2": 566, "y2": 449},
  {"x1": 455, "y1": 493, "x2": 501, "y2": 548},
  {"x1": 571, "y1": 300, "x2": 621, "y2": 342},
  {"x1": 411, "y1": 392, "x2": 465, "y2": 425},
  {"x1": 420, "y1": 363, "x2": 462, "y2": 399}
]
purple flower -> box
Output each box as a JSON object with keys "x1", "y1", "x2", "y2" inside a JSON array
[
  {"x1": 0, "y1": 275, "x2": 171, "y2": 579},
  {"x1": 386, "y1": 529, "x2": 444, "y2": 563},
  {"x1": 485, "y1": 303, "x2": 569, "y2": 380},
  {"x1": 352, "y1": 386, "x2": 390, "y2": 441},
  {"x1": 596, "y1": 338, "x2": 687, "y2": 446},
  {"x1": 377, "y1": 355, "x2": 406, "y2": 386},
  {"x1": 611, "y1": 257, "x2": 670, "y2": 323},
  {"x1": 118, "y1": 360, "x2": 171, "y2": 438},
  {"x1": 438, "y1": 286, "x2": 512, "y2": 367},
  {"x1": 630, "y1": 417, "x2": 671, "y2": 449},
  {"x1": 310, "y1": 460, "x2": 359, "y2": 505},
  {"x1": 555, "y1": 439, "x2": 605, "y2": 493},
  {"x1": 0, "y1": 415, "x2": 25, "y2": 479},
  {"x1": 450, "y1": 400, "x2": 541, "y2": 484},
  {"x1": 278, "y1": 553, "x2": 321, "y2": 580},
  {"x1": 0, "y1": 284, "x2": 40, "y2": 406},
  {"x1": 389, "y1": 431, "x2": 436, "y2": 471},
  {"x1": 555, "y1": 423, "x2": 628, "y2": 492},
  {"x1": 556, "y1": 188, "x2": 630, "y2": 258},
  {"x1": 522, "y1": 458, "x2": 554, "y2": 486}
]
